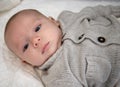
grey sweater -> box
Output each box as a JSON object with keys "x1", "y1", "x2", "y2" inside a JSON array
[{"x1": 38, "y1": 5, "x2": 120, "y2": 87}]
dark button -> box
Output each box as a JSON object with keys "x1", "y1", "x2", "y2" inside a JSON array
[
  {"x1": 87, "y1": 18, "x2": 90, "y2": 22},
  {"x1": 78, "y1": 34, "x2": 84, "y2": 40},
  {"x1": 98, "y1": 36, "x2": 106, "y2": 43}
]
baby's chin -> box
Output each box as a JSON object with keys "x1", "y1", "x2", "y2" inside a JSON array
[
  {"x1": 40, "y1": 41, "x2": 61, "y2": 66},
  {"x1": 44, "y1": 45, "x2": 58, "y2": 60},
  {"x1": 47, "y1": 46, "x2": 57, "y2": 58}
]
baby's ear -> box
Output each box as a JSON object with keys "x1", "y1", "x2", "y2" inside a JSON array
[
  {"x1": 58, "y1": 11, "x2": 75, "y2": 28},
  {"x1": 48, "y1": 17, "x2": 60, "y2": 26},
  {"x1": 48, "y1": 16, "x2": 55, "y2": 21}
]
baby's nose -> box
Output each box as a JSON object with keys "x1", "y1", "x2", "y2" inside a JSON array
[{"x1": 32, "y1": 37, "x2": 41, "y2": 48}]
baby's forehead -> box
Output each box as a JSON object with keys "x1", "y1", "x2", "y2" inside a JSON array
[
  {"x1": 9, "y1": 9, "x2": 42, "y2": 23},
  {"x1": 5, "y1": 9, "x2": 43, "y2": 37},
  {"x1": 12, "y1": 11, "x2": 36, "y2": 22}
]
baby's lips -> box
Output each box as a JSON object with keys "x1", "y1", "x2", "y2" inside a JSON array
[{"x1": 42, "y1": 42, "x2": 49, "y2": 54}]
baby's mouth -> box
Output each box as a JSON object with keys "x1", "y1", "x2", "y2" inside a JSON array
[{"x1": 42, "y1": 42, "x2": 50, "y2": 54}]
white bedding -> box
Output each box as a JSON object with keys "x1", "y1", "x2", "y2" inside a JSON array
[{"x1": 0, "y1": 0, "x2": 120, "y2": 87}]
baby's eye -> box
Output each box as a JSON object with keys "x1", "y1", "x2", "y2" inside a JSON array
[
  {"x1": 35, "y1": 25, "x2": 41, "y2": 32},
  {"x1": 23, "y1": 44, "x2": 29, "y2": 52}
]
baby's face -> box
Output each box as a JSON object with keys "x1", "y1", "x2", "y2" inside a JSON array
[{"x1": 5, "y1": 12, "x2": 62, "y2": 66}]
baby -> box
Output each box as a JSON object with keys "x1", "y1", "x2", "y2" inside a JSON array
[
  {"x1": 4, "y1": 9, "x2": 63, "y2": 66},
  {"x1": 4, "y1": 5, "x2": 120, "y2": 87}
]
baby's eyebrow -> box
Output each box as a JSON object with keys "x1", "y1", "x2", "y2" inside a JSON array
[{"x1": 32, "y1": 21, "x2": 40, "y2": 30}]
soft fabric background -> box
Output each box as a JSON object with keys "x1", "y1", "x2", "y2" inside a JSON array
[
  {"x1": 0, "y1": 0, "x2": 120, "y2": 87},
  {"x1": 0, "y1": 0, "x2": 22, "y2": 12}
]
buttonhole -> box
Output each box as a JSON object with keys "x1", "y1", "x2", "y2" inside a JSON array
[{"x1": 78, "y1": 34, "x2": 85, "y2": 40}]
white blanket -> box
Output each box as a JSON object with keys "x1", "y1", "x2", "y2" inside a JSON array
[{"x1": 0, "y1": 0, "x2": 120, "y2": 87}]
